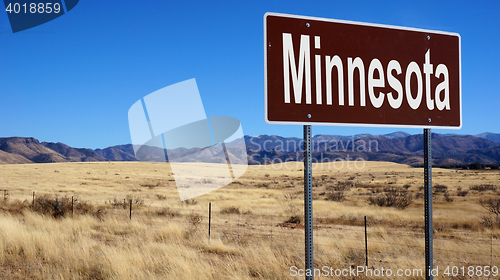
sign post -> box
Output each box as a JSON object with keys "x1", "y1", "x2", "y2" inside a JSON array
[
  {"x1": 303, "y1": 125, "x2": 313, "y2": 279},
  {"x1": 424, "y1": 128, "x2": 433, "y2": 279},
  {"x1": 264, "y1": 13, "x2": 460, "y2": 279}
]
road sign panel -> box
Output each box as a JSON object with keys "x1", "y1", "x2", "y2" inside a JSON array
[{"x1": 264, "y1": 13, "x2": 461, "y2": 129}]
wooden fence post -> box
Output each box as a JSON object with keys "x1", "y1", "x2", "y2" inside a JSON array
[
  {"x1": 208, "y1": 202, "x2": 212, "y2": 241},
  {"x1": 129, "y1": 199, "x2": 132, "y2": 219},
  {"x1": 365, "y1": 216, "x2": 368, "y2": 267}
]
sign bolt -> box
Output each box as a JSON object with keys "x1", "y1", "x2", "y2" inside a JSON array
[
  {"x1": 428, "y1": 118, "x2": 431, "y2": 122},
  {"x1": 427, "y1": 35, "x2": 430, "y2": 40},
  {"x1": 307, "y1": 114, "x2": 311, "y2": 118},
  {"x1": 306, "y1": 23, "x2": 310, "y2": 27}
]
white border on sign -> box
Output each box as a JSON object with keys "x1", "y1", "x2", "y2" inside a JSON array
[{"x1": 263, "y1": 12, "x2": 462, "y2": 130}]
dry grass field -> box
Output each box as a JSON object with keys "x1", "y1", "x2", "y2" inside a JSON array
[{"x1": 0, "y1": 161, "x2": 500, "y2": 279}]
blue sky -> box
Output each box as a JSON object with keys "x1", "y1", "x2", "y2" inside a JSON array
[{"x1": 1, "y1": 1, "x2": 499, "y2": 149}]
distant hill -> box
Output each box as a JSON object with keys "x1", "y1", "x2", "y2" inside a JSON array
[
  {"x1": 243, "y1": 133, "x2": 500, "y2": 166},
  {"x1": 476, "y1": 132, "x2": 500, "y2": 143},
  {"x1": 0, "y1": 137, "x2": 66, "y2": 163},
  {"x1": 463, "y1": 145, "x2": 500, "y2": 163},
  {"x1": 94, "y1": 145, "x2": 138, "y2": 161},
  {"x1": 0, "y1": 132, "x2": 498, "y2": 166},
  {"x1": 41, "y1": 142, "x2": 105, "y2": 162},
  {"x1": 0, "y1": 149, "x2": 32, "y2": 164}
]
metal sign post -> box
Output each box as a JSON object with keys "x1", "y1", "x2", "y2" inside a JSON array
[
  {"x1": 303, "y1": 125, "x2": 314, "y2": 280},
  {"x1": 424, "y1": 128, "x2": 433, "y2": 279}
]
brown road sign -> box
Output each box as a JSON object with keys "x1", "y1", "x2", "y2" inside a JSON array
[{"x1": 264, "y1": 13, "x2": 461, "y2": 129}]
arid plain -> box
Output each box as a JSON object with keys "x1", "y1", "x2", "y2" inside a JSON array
[{"x1": 1, "y1": 161, "x2": 499, "y2": 279}]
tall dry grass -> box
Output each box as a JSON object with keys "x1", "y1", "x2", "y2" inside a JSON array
[
  {"x1": 0, "y1": 210, "x2": 294, "y2": 279},
  {"x1": 0, "y1": 161, "x2": 499, "y2": 279}
]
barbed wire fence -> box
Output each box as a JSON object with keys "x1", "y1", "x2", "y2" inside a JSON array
[{"x1": 2, "y1": 188, "x2": 500, "y2": 270}]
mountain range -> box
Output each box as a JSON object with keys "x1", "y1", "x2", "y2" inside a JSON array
[{"x1": 0, "y1": 132, "x2": 499, "y2": 166}]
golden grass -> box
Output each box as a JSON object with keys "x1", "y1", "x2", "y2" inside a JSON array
[{"x1": 0, "y1": 161, "x2": 499, "y2": 279}]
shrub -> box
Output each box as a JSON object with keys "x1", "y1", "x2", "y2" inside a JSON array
[
  {"x1": 479, "y1": 198, "x2": 500, "y2": 216},
  {"x1": 469, "y1": 162, "x2": 482, "y2": 170},
  {"x1": 284, "y1": 215, "x2": 301, "y2": 224},
  {"x1": 188, "y1": 212, "x2": 203, "y2": 227},
  {"x1": 434, "y1": 184, "x2": 448, "y2": 193},
  {"x1": 259, "y1": 182, "x2": 270, "y2": 188},
  {"x1": 156, "y1": 207, "x2": 180, "y2": 217},
  {"x1": 326, "y1": 180, "x2": 354, "y2": 193},
  {"x1": 182, "y1": 198, "x2": 198, "y2": 206},
  {"x1": 220, "y1": 206, "x2": 240, "y2": 214},
  {"x1": 457, "y1": 190, "x2": 469, "y2": 197},
  {"x1": 107, "y1": 196, "x2": 144, "y2": 209},
  {"x1": 32, "y1": 195, "x2": 93, "y2": 218},
  {"x1": 0, "y1": 199, "x2": 30, "y2": 215},
  {"x1": 337, "y1": 180, "x2": 354, "y2": 190},
  {"x1": 471, "y1": 184, "x2": 497, "y2": 192},
  {"x1": 480, "y1": 215, "x2": 500, "y2": 228},
  {"x1": 156, "y1": 194, "x2": 167, "y2": 200},
  {"x1": 325, "y1": 191, "x2": 346, "y2": 202},
  {"x1": 184, "y1": 212, "x2": 203, "y2": 239},
  {"x1": 444, "y1": 192, "x2": 453, "y2": 203},
  {"x1": 367, "y1": 187, "x2": 413, "y2": 209}
]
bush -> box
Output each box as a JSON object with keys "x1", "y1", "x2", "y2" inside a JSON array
[
  {"x1": 284, "y1": 215, "x2": 301, "y2": 224},
  {"x1": 367, "y1": 187, "x2": 413, "y2": 209},
  {"x1": 156, "y1": 207, "x2": 180, "y2": 217},
  {"x1": 107, "y1": 196, "x2": 144, "y2": 209},
  {"x1": 220, "y1": 206, "x2": 240, "y2": 214},
  {"x1": 471, "y1": 184, "x2": 497, "y2": 192},
  {"x1": 325, "y1": 191, "x2": 346, "y2": 202},
  {"x1": 0, "y1": 199, "x2": 30, "y2": 215},
  {"x1": 33, "y1": 195, "x2": 93, "y2": 218},
  {"x1": 480, "y1": 198, "x2": 500, "y2": 216},
  {"x1": 184, "y1": 212, "x2": 203, "y2": 239},
  {"x1": 480, "y1": 215, "x2": 500, "y2": 228},
  {"x1": 334, "y1": 180, "x2": 354, "y2": 191},
  {"x1": 434, "y1": 184, "x2": 448, "y2": 193},
  {"x1": 155, "y1": 194, "x2": 167, "y2": 200},
  {"x1": 457, "y1": 190, "x2": 469, "y2": 197},
  {"x1": 188, "y1": 212, "x2": 203, "y2": 226},
  {"x1": 181, "y1": 198, "x2": 198, "y2": 206},
  {"x1": 444, "y1": 192, "x2": 453, "y2": 203},
  {"x1": 469, "y1": 162, "x2": 482, "y2": 170}
]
